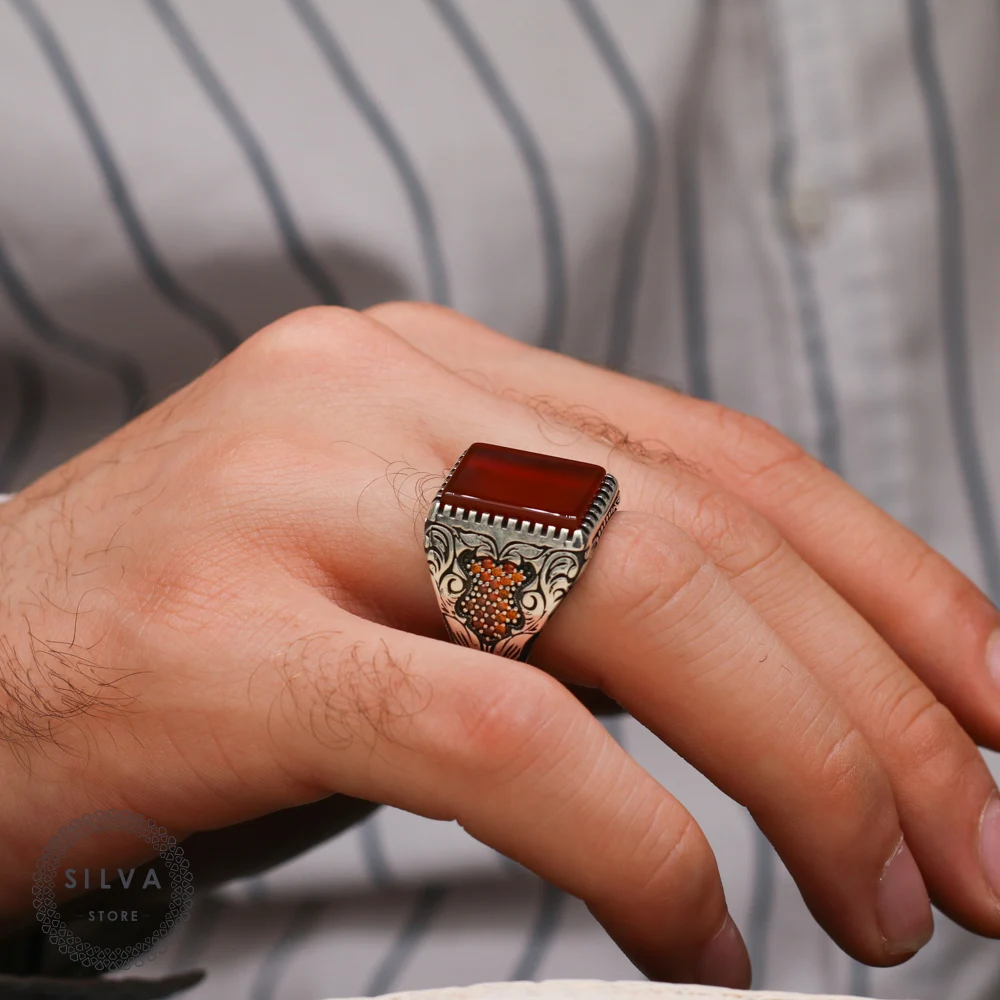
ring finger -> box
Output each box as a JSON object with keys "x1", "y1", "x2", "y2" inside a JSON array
[{"x1": 372, "y1": 302, "x2": 1000, "y2": 939}]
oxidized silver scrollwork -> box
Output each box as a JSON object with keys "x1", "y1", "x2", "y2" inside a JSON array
[{"x1": 424, "y1": 457, "x2": 620, "y2": 662}]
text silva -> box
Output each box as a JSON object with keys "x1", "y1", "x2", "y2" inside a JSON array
[{"x1": 63, "y1": 868, "x2": 162, "y2": 890}]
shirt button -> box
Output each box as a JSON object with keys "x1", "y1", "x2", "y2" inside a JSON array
[{"x1": 788, "y1": 185, "x2": 832, "y2": 239}]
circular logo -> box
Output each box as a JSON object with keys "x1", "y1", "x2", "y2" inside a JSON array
[{"x1": 32, "y1": 809, "x2": 194, "y2": 971}]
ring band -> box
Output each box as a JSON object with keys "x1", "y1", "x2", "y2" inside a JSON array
[{"x1": 424, "y1": 442, "x2": 620, "y2": 662}]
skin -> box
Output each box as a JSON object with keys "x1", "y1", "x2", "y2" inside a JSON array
[{"x1": 0, "y1": 302, "x2": 998, "y2": 988}]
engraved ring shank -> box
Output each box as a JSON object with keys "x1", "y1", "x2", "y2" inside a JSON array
[{"x1": 424, "y1": 442, "x2": 621, "y2": 662}]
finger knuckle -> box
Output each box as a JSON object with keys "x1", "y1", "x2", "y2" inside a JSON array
[
  {"x1": 587, "y1": 799, "x2": 722, "y2": 932},
  {"x1": 710, "y1": 406, "x2": 813, "y2": 485},
  {"x1": 239, "y1": 306, "x2": 393, "y2": 377},
  {"x1": 892, "y1": 543, "x2": 939, "y2": 589},
  {"x1": 193, "y1": 429, "x2": 304, "y2": 507},
  {"x1": 597, "y1": 514, "x2": 712, "y2": 628},
  {"x1": 814, "y1": 721, "x2": 887, "y2": 815},
  {"x1": 883, "y1": 687, "x2": 980, "y2": 789},
  {"x1": 446, "y1": 667, "x2": 582, "y2": 785},
  {"x1": 686, "y1": 487, "x2": 785, "y2": 576},
  {"x1": 365, "y1": 300, "x2": 454, "y2": 329},
  {"x1": 893, "y1": 540, "x2": 985, "y2": 612},
  {"x1": 250, "y1": 305, "x2": 357, "y2": 355},
  {"x1": 638, "y1": 806, "x2": 713, "y2": 903}
]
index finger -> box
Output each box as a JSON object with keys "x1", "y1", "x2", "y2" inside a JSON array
[{"x1": 265, "y1": 591, "x2": 751, "y2": 988}]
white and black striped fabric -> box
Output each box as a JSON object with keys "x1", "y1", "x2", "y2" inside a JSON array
[{"x1": 1, "y1": 1, "x2": 998, "y2": 998}]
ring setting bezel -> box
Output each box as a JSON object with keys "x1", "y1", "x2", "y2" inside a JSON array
[{"x1": 424, "y1": 443, "x2": 620, "y2": 660}]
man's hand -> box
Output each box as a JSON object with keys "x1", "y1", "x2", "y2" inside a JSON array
[{"x1": 1, "y1": 304, "x2": 999, "y2": 988}]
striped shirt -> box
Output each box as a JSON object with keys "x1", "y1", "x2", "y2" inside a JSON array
[{"x1": 0, "y1": 1, "x2": 998, "y2": 998}]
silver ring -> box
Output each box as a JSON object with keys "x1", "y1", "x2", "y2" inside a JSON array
[{"x1": 424, "y1": 442, "x2": 620, "y2": 662}]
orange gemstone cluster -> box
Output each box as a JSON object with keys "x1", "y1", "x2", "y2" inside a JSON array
[{"x1": 457, "y1": 555, "x2": 532, "y2": 644}]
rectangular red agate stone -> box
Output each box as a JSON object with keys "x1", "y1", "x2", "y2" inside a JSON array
[{"x1": 439, "y1": 442, "x2": 607, "y2": 531}]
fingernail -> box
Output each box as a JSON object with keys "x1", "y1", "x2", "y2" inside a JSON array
[
  {"x1": 695, "y1": 913, "x2": 751, "y2": 988},
  {"x1": 978, "y1": 793, "x2": 1000, "y2": 907},
  {"x1": 987, "y1": 628, "x2": 1000, "y2": 689},
  {"x1": 876, "y1": 837, "x2": 933, "y2": 956}
]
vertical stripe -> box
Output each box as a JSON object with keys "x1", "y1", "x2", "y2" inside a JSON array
[
  {"x1": 147, "y1": 0, "x2": 345, "y2": 308},
  {"x1": 249, "y1": 899, "x2": 327, "y2": 1000},
  {"x1": 765, "y1": 2, "x2": 842, "y2": 475},
  {"x1": 754, "y1": 7, "x2": 859, "y2": 991},
  {"x1": 508, "y1": 881, "x2": 566, "y2": 982},
  {"x1": 848, "y1": 953, "x2": 872, "y2": 998},
  {"x1": 427, "y1": 0, "x2": 566, "y2": 352},
  {"x1": 566, "y1": 0, "x2": 659, "y2": 375},
  {"x1": 601, "y1": 711, "x2": 625, "y2": 747},
  {"x1": 11, "y1": 0, "x2": 241, "y2": 359},
  {"x1": 245, "y1": 874, "x2": 271, "y2": 902},
  {"x1": 288, "y1": 0, "x2": 451, "y2": 307},
  {"x1": 0, "y1": 235, "x2": 147, "y2": 421},
  {"x1": 167, "y1": 891, "x2": 224, "y2": 973},
  {"x1": 744, "y1": 1, "x2": 845, "y2": 983},
  {"x1": 675, "y1": 0, "x2": 721, "y2": 400},
  {"x1": 909, "y1": 0, "x2": 1000, "y2": 601},
  {"x1": 745, "y1": 821, "x2": 775, "y2": 989},
  {"x1": 364, "y1": 884, "x2": 447, "y2": 997},
  {"x1": 360, "y1": 813, "x2": 394, "y2": 888},
  {"x1": 0, "y1": 349, "x2": 45, "y2": 492},
  {"x1": 166, "y1": 868, "x2": 269, "y2": 978}
]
